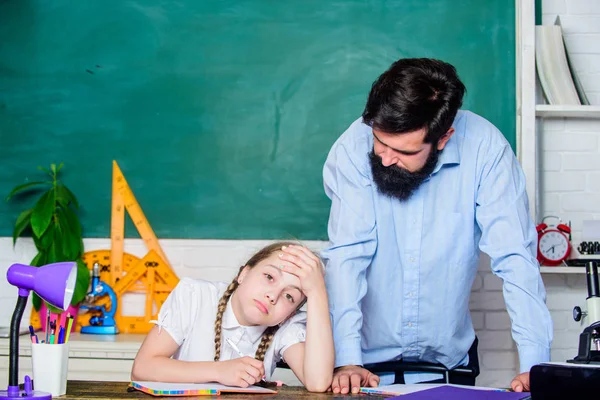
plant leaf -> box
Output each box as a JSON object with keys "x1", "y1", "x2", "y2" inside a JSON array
[
  {"x1": 56, "y1": 162, "x2": 64, "y2": 173},
  {"x1": 61, "y1": 205, "x2": 82, "y2": 237},
  {"x1": 50, "y1": 163, "x2": 57, "y2": 174},
  {"x1": 32, "y1": 293, "x2": 42, "y2": 311},
  {"x1": 31, "y1": 189, "x2": 54, "y2": 237},
  {"x1": 38, "y1": 222, "x2": 56, "y2": 250},
  {"x1": 46, "y1": 302, "x2": 63, "y2": 313},
  {"x1": 32, "y1": 234, "x2": 42, "y2": 251},
  {"x1": 55, "y1": 184, "x2": 79, "y2": 209},
  {"x1": 37, "y1": 166, "x2": 50, "y2": 175},
  {"x1": 58, "y1": 184, "x2": 79, "y2": 209},
  {"x1": 47, "y1": 242, "x2": 60, "y2": 264},
  {"x1": 12, "y1": 208, "x2": 32, "y2": 246},
  {"x1": 30, "y1": 251, "x2": 46, "y2": 267},
  {"x1": 71, "y1": 258, "x2": 91, "y2": 306},
  {"x1": 64, "y1": 185, "x2": 79, "y2": 209},
  {"x1": 57, "y1": 211, "x2": 81, "y2": 259},
  {"x1": 6, "y1": 181, "x2": 47, "y2": 201}
]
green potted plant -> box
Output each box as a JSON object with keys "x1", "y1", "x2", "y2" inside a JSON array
[{"x1": 7, "y1": 163, "x2": 90, "y2": 328}]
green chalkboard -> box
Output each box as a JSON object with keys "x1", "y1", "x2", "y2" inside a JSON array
[{"x1": 0, "y1": 0, "x2": 515, "y2": 240}]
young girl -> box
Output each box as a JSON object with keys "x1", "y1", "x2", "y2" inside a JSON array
[{"x1": 131, "y1": 242, "x2": 334, "y2": 392}]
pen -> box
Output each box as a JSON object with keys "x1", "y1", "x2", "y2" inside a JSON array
[
  {"x1": 225, "y1": 337, "x2": 245, "y2": 358},
  {"x1": 224, "y1": 338, "x2": 267, "y2": 384},
  {"x1": 45, "y1": 309, "x2": 50, "y2": 343}
]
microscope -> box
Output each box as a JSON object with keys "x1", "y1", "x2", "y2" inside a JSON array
[
  {"x1": 571, "y1": 261, "x2": 600, "y2": 363},
  {"x1": 80, "y1": 263, "x2": 119, "y2": 334},
  {"x1": 530, "y1": 261, "x2": 600, "y2": 399}
]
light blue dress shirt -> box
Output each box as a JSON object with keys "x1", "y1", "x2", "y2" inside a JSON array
[{"x1": 322, "y1": 111, "x2": 553, "y2": 380}]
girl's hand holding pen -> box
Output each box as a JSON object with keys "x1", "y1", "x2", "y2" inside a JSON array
[
  {"x1": 225, "y1": 337, "x2": 268, "y2": 385},
  {"x1": 277, "y1": 245, "x2": 325, "y2": 297},
  {"x1": 215, "y1": 357, "x2": 265, "y2": 388}
]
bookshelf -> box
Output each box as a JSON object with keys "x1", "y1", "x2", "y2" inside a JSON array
[
  {"x1": 540, "y1": 266, "x2": 585, "y2": 274},
  {"x1": 536, "y1": 105, "x2": 600, "y2": 118},
  {"x1": 518, "y1": 0, "x2": 598, "y2": 276},
  {"x1": 517, "y1": 0, "x2": 599, "y2": 220}
]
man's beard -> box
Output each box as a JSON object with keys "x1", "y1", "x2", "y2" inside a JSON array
[{"x1": 369, "y1": 146, "x2": 440, "y2": 201}]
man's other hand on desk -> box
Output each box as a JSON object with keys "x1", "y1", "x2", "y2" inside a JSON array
[
  {"x1": 510, "y1": 372, "x2": 530, "y2": 392},
  {"x1": 330, "y1": 365, "x2": 379, "y2": 394}
]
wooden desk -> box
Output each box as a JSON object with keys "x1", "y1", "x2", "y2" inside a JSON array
[{"x1": 57, "y1": 381, "x2": 384, "y2": 399}]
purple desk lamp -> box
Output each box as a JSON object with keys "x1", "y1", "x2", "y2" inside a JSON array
[{"x1": 0, "y1": 262, "x2": 77, "y2": 400}]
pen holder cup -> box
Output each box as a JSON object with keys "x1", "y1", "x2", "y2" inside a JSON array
[{"x1": 31, "y1": 342, "x2": 70, "y2": 396}]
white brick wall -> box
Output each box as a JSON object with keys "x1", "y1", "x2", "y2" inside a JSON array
[{"x1": 539, "y1": 0, "x2": 600, "y2": 384}]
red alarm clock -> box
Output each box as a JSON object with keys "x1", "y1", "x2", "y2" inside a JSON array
[{"x1": 536, "y1": 216, "x2": 571, "y2": 266}]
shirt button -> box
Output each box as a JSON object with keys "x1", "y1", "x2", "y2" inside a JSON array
[
  {"x1": 407, "y1": 322, "x2": 413, "y2": 327},
  {"x1": 409, "y1": 257, "x2": 415, "y2": 262},
  {"x1": 413, "y1": 218, "x2": 417, "y2": 224}
]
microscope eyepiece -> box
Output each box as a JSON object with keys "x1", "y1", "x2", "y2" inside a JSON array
[
  {"x1": 92, "y1": 262, "x2": 100, "y2": 277},
  {"x1": 586, "y1": 261, "x2": 599, "y2": 299}
]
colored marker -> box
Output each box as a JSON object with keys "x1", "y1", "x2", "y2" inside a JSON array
[
  {"x1": 65, "y1": 314, "x2": 74, "y2": 343},
  {"x1": 45, "y1": 309, "x2": 50, "y2": 343},
  {"x1": 49, "y1": 320, "x2": 56, "y2": 344},
  {"x1": 28, "y1": 325, "x2": 37, "y2": 343}
]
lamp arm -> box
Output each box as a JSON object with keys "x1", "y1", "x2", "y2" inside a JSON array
[{"x1": 9, "y1": 294, "x2": 28, "y2": 389}]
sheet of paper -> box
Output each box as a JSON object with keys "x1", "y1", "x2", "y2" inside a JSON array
[{"x1": 360, "y1": 383, "x2": 444, "y2": 395}]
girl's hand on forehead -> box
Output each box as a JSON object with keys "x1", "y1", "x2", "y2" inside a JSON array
[{"x1": 277, "y1": 245, "x2": 325, "y2": 297}]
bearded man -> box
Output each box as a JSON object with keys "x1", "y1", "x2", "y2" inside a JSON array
[{"x1": 321, "y1": 58, "x2": 552, "y2": 394}]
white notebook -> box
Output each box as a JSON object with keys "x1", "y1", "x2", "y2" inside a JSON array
[{"x1": 130, "y1": 381, "x2": 277, "y2": 396}]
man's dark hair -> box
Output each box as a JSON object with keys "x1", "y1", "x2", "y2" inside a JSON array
[{"x1": 362, "y1": 58, "x2": 466, "y2": 143}]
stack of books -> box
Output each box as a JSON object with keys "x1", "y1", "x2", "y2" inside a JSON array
[{"x1": 536, "y1": 17, "x2": 589, "y2": 105}]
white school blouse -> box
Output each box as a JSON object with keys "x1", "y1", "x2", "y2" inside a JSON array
[{"x1": 156, "y1": 278, "x2": 307, "y2": 378}]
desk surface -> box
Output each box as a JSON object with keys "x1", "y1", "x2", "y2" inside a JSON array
[{"x1": 58, "y1": 381, "x2": 383, "y2": 399}]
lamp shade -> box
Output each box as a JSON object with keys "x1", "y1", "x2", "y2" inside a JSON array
[{"x1": 6, "y1": 262, "x2": 77, "y2": 310}]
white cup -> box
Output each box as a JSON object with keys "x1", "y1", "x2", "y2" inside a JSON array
[{"x1": 31, "y1": 342, "x2": 70, "y2": 396}]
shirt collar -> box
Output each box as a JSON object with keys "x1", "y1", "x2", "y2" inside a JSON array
[
  {"x1": 222, "y1": 295, "x2": 268, "y2": 343},
  {"x1": 431, "y1": 112, "x2": 462, "y2": 175}
]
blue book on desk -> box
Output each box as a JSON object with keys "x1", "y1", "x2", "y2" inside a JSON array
[{"x1": 390, "y1": 385, "x2": 530, "y2": 399}]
